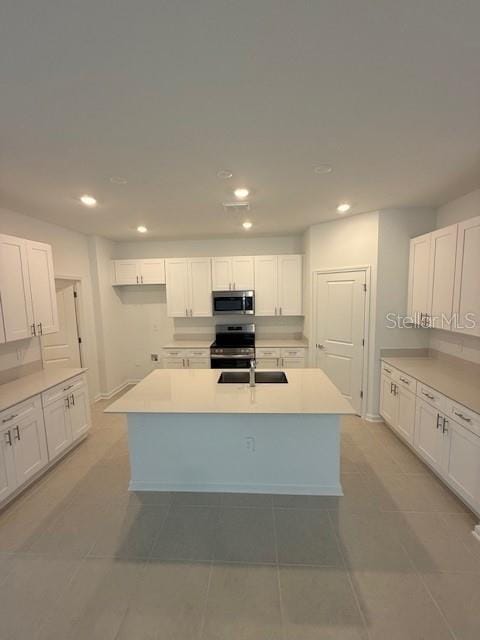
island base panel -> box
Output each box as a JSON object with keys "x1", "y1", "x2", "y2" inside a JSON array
[{"x1": 126, "y1": 413, "x2": 342, "y2": 496}]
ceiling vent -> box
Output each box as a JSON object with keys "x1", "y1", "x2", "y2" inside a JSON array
[{"x1": 223, "y1": 201, "x2": 250, "y2": 214}]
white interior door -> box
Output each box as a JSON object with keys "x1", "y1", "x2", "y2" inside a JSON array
[
  {"x1": 314, "y1": 270, "x2": 366, "y2": 414},
  {"x1": 27, "y1": 241, "x2": 59, "y2": 335},
  {"x1": 41, "y1": 281, "x2": 81, "y2": 370}
]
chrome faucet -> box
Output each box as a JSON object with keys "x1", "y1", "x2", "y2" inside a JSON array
[{"x1": 249, "y1": 359, "x2": 256, "y2": 387}]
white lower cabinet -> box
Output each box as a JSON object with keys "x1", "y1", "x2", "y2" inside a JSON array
[
  {"x1": 0, "y1": 427, "x2": 17, "y2": 503},
  {"x1": 43, "y1": 397, "x2": 72, "y2": 460},
  {"x1": 256, "y1": 347, "x2": 306, "y2": 369},
  {"x1": 162, "y1": 348, "x2": 210, "y2": 369},
  {"x1": 380, "y1": 359, "x2": 480, "y2": 515}
]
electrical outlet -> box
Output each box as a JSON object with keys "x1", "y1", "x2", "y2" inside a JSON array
[
  {"x1": 245, "y1": 436, "x2": 256, "y2": 452},
  {"x1": 151, "y1": 353, "x2": 159, "y2": 362}
]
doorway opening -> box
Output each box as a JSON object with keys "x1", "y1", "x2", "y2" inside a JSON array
[
  {"x1": 41, "y1": 279, "x2": 82, "y2": 370},
  {"x1": 312, "y1": 268, "x2": 370, "y2": 416}
]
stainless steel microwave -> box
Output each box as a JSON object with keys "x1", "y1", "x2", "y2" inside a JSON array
[{"x1": 212, "y1": 290, "x2": 255, "y2": 315}]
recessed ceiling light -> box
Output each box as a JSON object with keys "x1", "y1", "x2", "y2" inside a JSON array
[
  {"x1": 79, "y1": 194, "x2": 97, "y2": 207},
  {"x1": 337, "y1": 203, "x2": 351, "y2": 214},
  {"x1": 234, "y1": 188, "x2": 249, "y2": 199},
  {"x1": 216, "y1": 169, "x2": 233, "y2": 180},
  {"x1": 110, "y1": 176, "x2": 127, "y2": 185},
  {"x1": 242, "y1": 221, "x2": 252, "y2": 230},
  {"x1": 137, "y1": 225, "x2": 148, "y2": 233},
  {"x1": 314, "y1": 164, "x2": 333, "y2": 175}
]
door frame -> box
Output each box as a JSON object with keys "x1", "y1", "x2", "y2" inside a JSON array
[
  {"x1": 311, "y1": 266, "x2": 371, "y2": 418},
  {"x1": 42, "y1": 275, "x2": 84, "y2": 368}
]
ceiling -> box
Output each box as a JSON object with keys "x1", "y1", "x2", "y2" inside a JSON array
[{"x1": 1, "y1": 1, "x2": 479, "y2": 241}]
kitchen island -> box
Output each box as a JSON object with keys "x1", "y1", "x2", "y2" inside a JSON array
[{"x1": 106, "y1": 368, "x2": 354, "y2": 495}]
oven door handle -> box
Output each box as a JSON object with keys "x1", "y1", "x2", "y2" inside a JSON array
[{"x1": 211, "y1": 354, "x2": 253, "y2": 359}]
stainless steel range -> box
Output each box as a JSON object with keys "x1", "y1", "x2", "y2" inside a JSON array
[{"x1": 210, "y1": 324, "x2": 255, "y2": 369}]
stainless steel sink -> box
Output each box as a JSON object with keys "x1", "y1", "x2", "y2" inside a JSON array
[{"x1": 218, "y1": 371, "x2": 288, "y2": 384}]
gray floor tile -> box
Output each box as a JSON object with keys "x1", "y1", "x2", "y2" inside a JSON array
[
  {"x1": 202, "y1": 564, "x2": 282, "y2": 640},
  {"x1": 171, "y1": 491, "x2": 222, "y2": 506},
  {"x1": 214, "y1": 507, "x2": 276, "y2": 564},
  {"x1": 88, "y1": 503, "x2": 169, "y2": 559},
  {"x1": 280, "y1": 565, "x2": 366, "y2": 639},
  {"x1": 423, "y1": 572, "x2": 480, "y2": 640},
  {"x1": 37, "y1": 558, "x2": 143, "y2": 640},
  {"x1": 151, "y1": 504, "x2": 219, "y2": 561},
  {"x1": 117, "y1": 561, "x2": 211, "y2": 640},
  {"x1": 272, "y1": 493, "x2": 336, "y2": 509},
  {"x1": 438, "y1": 511, "x2": 480, "y2": 560},
  {"x1": 275, "y1": 508, "x2": 343, "y2": 567},
  {"x1": 0, "y1": 555, "x2": 80, "y2": 639},
  {"x1": 220, "y1": 492, "x2": 273, "y2": 507},
  {"x1": 350, "y1": 570, "x2": 454, "y2": 640}
]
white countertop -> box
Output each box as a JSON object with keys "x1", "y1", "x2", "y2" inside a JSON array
[
  {"x1": 0, "y1": 368, "x2": 87, "y2": 413},
  {"x1": 105, "y1": 368, "x2": 353, "y2": 415},
  {"x1": 382, "y1": 356, "x2": 480, "y2": 415},
  {"x1": 163, "y1": 337, "x2": 308, "y2": 349}
]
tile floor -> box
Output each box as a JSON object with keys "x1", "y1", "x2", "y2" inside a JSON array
[{"x1": 1, "y1": 391, "x2": 479, "y2": 639}]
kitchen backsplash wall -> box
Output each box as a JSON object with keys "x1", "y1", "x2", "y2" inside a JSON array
[
  {"x1": 0, "y1": 338, "x2": 42, "y2": 384},
  {"x1": 430, "y1": 329, "x2": 480, "y2": 365}
]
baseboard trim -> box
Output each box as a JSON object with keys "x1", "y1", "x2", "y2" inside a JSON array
[
  {"x1": 365, "y1": 413, "x2": 383, "y2": 422},
  {"x1": 95, "y1": 379, "x2": 139, "y2": 401},
  {"x1": 128, "y1": 481, "x2": 344, "y2": 496}
]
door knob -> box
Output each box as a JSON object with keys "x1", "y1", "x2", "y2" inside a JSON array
[{"x1": 317, "y1": 344, "x2": 325, "y2": 349}]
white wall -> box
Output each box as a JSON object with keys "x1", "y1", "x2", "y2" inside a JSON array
[
  {"x1": 431, "y1": 187, "x2": 480, "y2": 364},
  {"x1": 0, "y1": 207, "x2": 100, "y2": 397}
]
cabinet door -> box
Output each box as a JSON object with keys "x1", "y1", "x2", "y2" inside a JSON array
[
  {"x1": 395, "y1": 386, "x2": 416, "y2": 444},
  {"x1": 453, "y1": 216, "x2": 480, "y2": 336},
  {"x1": 254, "y1": 256, "x2": 278, "y2": 316},
  {"x1": 407, "y1": 234, "x2": 431, "y2": 324},
  {"x1": 413, "y1": 399, "x2": 443, "y2": 470},
  {"x1": 27, "y1": 241, "x2": 59, "y2": 335},
  {"x1": 12, "y1": 408, "x2": 48, "y2": 485},
  {"x1": 139, "y1": 259, "x2": 165, "y2": 284},
  {"x1": 0, "y1": 428, "x2": 17, "y2": 503},
  {"x1": 441, "y1": 418, "x2": 480, "y2": 509},
  {"x1": 113, "y1": 260, "x2": 139, "y2": 285},
  {"x1": 282, "y1": 357, "x2": 305, "y2": 368},
  {"x1": 0, "y1": 234, "x2": 34, "y2": 341},
  {"x1": 189, "y1": 258, "x2": 212, "y2": 317},
  {"x1": 0, "y1": 301, "x2": 5, "y2": 344},
  {"x1": 43, "y1": 396, "x2": 73, "y2": 461},
  {"x1": 163, "y1": 357, "x2": 186, "y2": 369},
  {"x1": 231, "y1": 257, "x2": 254, "y2": 290},
  {"x1": 428, "y1": 225, "x2": 457, "y2": 329},
  {"x1": 69, "y1": 385, "x2": 91, "y2": 441},
  {"x1": 165, "y1": 259, "x2": 189, "y2": 317},
  {"x1": 379, "y1": 374, "x2": 398, "y2": 426},
  {"x1": 212, "y1": 257, "x2": 232, "y2": 291},
  {"x1": 186, "y1": 357, "x2": 210, "y2": 369},
  {"x1": 256, "y1": 358, "x2": 280, "y2": 369},
  {"x1": 277, "y1": 255, "x2": 303, "y2": 316}
]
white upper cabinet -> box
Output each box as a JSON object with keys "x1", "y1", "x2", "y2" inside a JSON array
[
  {"x1": 166, "y1": 258, "x2": 212, "y2": 317},
  {"x1": 0, "y1": 234, "x2": 58, "y2": 341},
  {"x1": 212, "y1": 256, "x2": 254, "y2": 291},
  {"x1": 112, "y1": 259, "x2": 166, "y2": 285},
  {"x1": 254, "y1": 255, "x2": 303, "y2": 316},
  {"x1": 0, "y1": 234, "x2": 34, "y2": 341},
  {"x1": 407, "y1": 233, "x2": 431, "y2": 326},
  {"x1": 428, "y1": 225, "x2": 457, "y2": 329},
  {"x1": 27, "y1": 241, "x2": 59, "y2": 336},
  {"x1": 453, "y1": 215, "x2": 480, "y2": 336},
  {"x1": 0, "y1": 305, "x2": 5, "y2": 344},
  {"x1": 277, "y1": 254, "x2": 303, "y2": 316}
]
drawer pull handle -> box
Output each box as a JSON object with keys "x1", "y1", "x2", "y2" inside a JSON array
[
  {"x1": 63, "y1": 384, "x2": 74, "y2": 392},
  {"x1": 436, "y1": 413, "x2": 442, "y2": 430},
  {"x1": 454, "y1": 411, "x2": 471, "y2": 423},
  {"x1": 14, "y1": 426, "x2": 20, "y2": 441},
  {"x1": 2, "y1": 413, "x2": 18, "y2": 424},
  {"x1": 399, "y1": 377, "x2": 410, "y2": 384},
  {"x1": 423, "y1": 392, "x2": 435, "y2": 400},
  {"x1": 384, "y1": 368, "x2": 392, "y2": 374}
]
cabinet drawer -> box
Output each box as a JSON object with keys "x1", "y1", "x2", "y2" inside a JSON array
[
  {"x1": 446, "y1": 401, "x2": 480, "y2": 438},
  {"x1": 42, "y1": 374, "x2": 85, "y2": 407},
  {"x1": 282, "y1": 357, "x2": 305, "y2": 368},
  {"x1": 381, "y1": 361, "x2": 395, "y2": 378},
  {"x1": 0, "y1": 395, "x2": 40, "y2": 426},
  {"x1": 417, "y1": 383, "x2": 447, "y2": 412},
  {"x1": 185, "y1": 348, "x2": 210, "y2": 358},
  {"x1": 163, "y1": 357, "x2": 186, "y2": 369},
  {"x1": 187, "y1": 357, "x2": 210, "y2": 369},
  {"x1": 256, "y1": 347, "x2": 280, "y2": 358},
  {"x1": 256, "y1": 358, "x2": 280, "y2": 369},
  {"x1": 280, "y1": 347, "x2": 306, "y2": 358},
  {"x1": 162, "y1": 348, "x2": 188, "y2": 358},
  {"x1": 394, "y1": 370, "x2": 417, "y2": 393}
]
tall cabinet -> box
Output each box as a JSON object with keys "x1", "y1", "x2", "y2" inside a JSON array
[
  {"x1": 0, "y1": 234, "x2": 58, "y2": 341},
  {"x1": 254, "y1": 255, "x2": 302, "y2": 316},
  {"x1": 165, "y1": 258, "x2": 212, "y2": 317}
]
